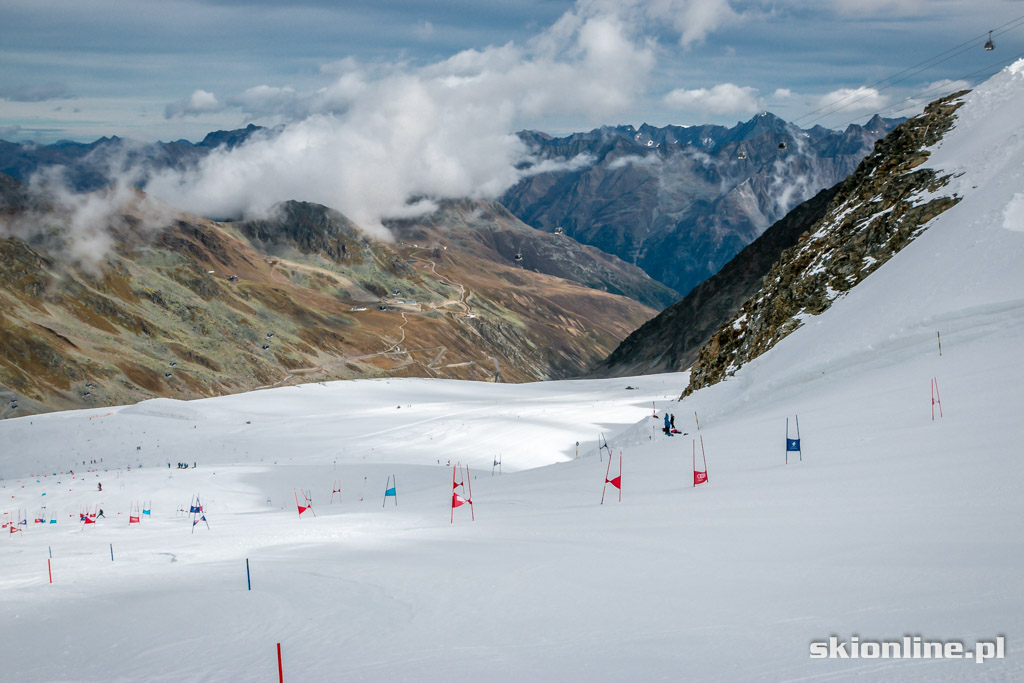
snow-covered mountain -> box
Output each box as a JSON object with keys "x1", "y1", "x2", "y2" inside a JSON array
[{"x1": 0, "y1": 62, "x2": 1022, "y2": 681}]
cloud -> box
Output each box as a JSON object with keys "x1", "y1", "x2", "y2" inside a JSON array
[
  {"x1": 0, "y1": 124, "x2": 24, "y2": 140},
  {"x1": 141, "y1": 2, "x2": 664, "y2": 235},
  {"x1": 164, "y1": 89, "x2": 225, "y2": 119},
  {"x1": 608, "y1": 153, "x2": 662, "y2": 170},
  {"x1": 0, "y1": 82, "x2": 73, "y2": 102},
  {"x1": 229, "y1": 85, "x2": 299, "y2": 119},
  {"x1": 815, "y1": 86, "x2": 888, "y2": 115},
  {"x1": 664, "y1": 82, "x2": 761, "y2": 115},
  {"x1": 415, "y1": 20, "x2": 435, "y2": 40},
  {"x1": 2, "y1": 153, "x2": 177, "y2": 274}
]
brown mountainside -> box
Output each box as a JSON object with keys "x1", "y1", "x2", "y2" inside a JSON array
[{"x1": 0, "y1": 182, "x2": 658, "y2": 417}]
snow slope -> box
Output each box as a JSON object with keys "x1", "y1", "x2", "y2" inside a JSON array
[{"x1": 2, "y1": 62, "x2": 1024, "y2": 681}]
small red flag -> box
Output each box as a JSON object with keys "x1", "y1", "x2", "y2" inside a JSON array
[{"x1": 694, "y1": 470, "x2": 708, "y2": 486}]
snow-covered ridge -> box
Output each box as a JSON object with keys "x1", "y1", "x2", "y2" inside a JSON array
[{"x1": 685, "y1": 82, "x2": 974, "y2": 394}]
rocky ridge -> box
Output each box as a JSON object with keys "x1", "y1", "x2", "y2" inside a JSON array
[
  {"x1": 590, "y1": 181, "x2": 843, "y2": 377},
  {"x1": 683, "y1": 92, "x2": 967, "y2": 396}
]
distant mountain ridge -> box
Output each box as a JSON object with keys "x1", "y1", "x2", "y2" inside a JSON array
[
  {"x1": 502, "y1": 113, "x2": 902, "y2": 296},
  {"x1": 0, "y1": 124, "x2": 265, "y2": 193},
  {"x1": 2, "y1": 114, "x2": 899, "y2": 307}
]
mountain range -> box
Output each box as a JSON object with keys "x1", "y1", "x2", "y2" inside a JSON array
[{"x1": 501, "y1": 113, "x2": 901, "y2": 296}]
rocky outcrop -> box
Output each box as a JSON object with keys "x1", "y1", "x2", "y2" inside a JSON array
[
  {"x1": 683, "y1": 92, "x2": 967, "y2": 396},
  {"x1": 590, "y1": 181, "x2": 842, "y2": 377}
]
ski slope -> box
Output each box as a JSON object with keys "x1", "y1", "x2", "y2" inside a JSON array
[{"x1": 2, "y1": 62, "x2": 1024, "y2": 682}]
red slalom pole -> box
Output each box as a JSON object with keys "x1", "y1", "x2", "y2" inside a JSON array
[
  {"x1": 48, "y1": 558, "x2": 52, "y2": 584},
  {"x1": 277, "y1": 642, "x2": 283, "y2": 682}
]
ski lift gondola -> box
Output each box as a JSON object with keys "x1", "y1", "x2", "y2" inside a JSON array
[
  {"x1": 984, "y1": 30, "x2": 995, "y2": 51},
  {"x1": 514, "y1": 250, "x2": 523, "y2": 262}
]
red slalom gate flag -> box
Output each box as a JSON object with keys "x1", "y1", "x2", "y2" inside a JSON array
[
  {"x1": 606, "y1": 475, "x2": 622, "y2": 489},
  {"x1": 82, "y1": 516, "x2": 96, "y2": 525},
  {"x1": 693, "y1": 470, "x2": 708, "y2": 486}
]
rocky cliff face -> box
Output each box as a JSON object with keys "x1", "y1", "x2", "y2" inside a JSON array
[
  {"x1": 502, "y1": 114, "x2": 901, "y2": 297},
  {"x1": 590, "y1": 181, "x2": 842, "y2": 377},
  {"x1": 683, "y1": 92, "x2": 967, "y2": 396}
]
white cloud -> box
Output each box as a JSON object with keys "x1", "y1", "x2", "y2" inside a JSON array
[
  {"x1": 142, "y1": 3, "x2": 664, "y2": 235},
  {"x1": 815, "y1": 86, "x2": 888, "y2": 115},
  {"x1": 229, "y1": 85, "x2": 298, "y2": 118},
  {"x1": 608, "y1": 153, "x2": 662, "y2": 170},
  {"x1": 164, "y1": 89, "x2": 225, "y2": 119},
  {"x1": 664, "y1": 82, "x2": 761, "y2": 115},
  {"x1": 415, "y1": 20, "x2": 435, "y2": 40}
]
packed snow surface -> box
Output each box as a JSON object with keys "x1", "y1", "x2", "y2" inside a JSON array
[{"x1": 2, "y1": 62, "x2": 1024, "y2": 682}]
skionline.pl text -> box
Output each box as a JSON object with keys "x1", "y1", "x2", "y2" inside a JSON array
[{"x1": 810, "y1": 635, "x2": 1005, "y2": 664}]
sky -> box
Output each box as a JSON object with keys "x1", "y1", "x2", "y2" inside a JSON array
[{"x1": 2, "y1": 0, "x2": 1023, "y2": 145}]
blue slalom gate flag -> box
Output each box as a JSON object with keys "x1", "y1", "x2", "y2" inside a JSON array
[
  {"x1": 385, "y1": 487, "x2": 396, "y2": 497},
  {"x1": 786, "y1": 438, "x2": 801, "y2": 452}
]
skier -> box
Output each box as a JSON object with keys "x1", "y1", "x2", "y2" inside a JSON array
[
  {"x1": 97, "y1": 482, "x2": 102, "y2": 491},
  {"x1": 663, "y1": 413, "x2": 672, "y2": 435},
  {"x1": 97, "y1": 509, "x2": 105, "y2": 518},
  {"x1": 670, "y1": 414, "x2": 676, "y2": 432}
]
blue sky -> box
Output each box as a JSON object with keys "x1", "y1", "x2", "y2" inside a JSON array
[{"x1": 2, "y1": 0, "x2": 1022, "y2": 144}]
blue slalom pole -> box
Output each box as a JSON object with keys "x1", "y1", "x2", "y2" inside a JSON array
[
  {"x1": 110, "y1": 543, "x2": 114, "y2": 562},
  {"x1": 246, "y1": 558, "x2": 251, "y2": 590}
]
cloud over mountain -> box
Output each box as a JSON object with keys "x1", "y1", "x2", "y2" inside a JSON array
[{"x1": 142, "y1": 1, "x2": 738, "y2": 233}]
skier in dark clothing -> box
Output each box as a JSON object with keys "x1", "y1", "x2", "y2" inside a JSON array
[
  {"x1": 670, "y1": 414, "x2": 676, "y2": 431},
  {"x1": 663, "y1": 413, "x2": 671, "y2": 435}
]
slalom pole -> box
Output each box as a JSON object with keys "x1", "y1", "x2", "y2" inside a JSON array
[
  {"x1": 694, "y1": 411, "x2": 701, "y2": 431},
  {"x1": 277, "y1": 642, "x2": 283, "y2": 683},
  {"x1": 937, "y1": 331, "x2": 942, "y2": 356},
  {"x1": 795, "y1": 415, "x2": 801, "y2": 462},
  {"x1": 618, "y1": 452, "x2": 622, "y2": 502},
  {"x1": 110, "y1": 544, "x2": 114, "y2": 562},
  {"x1": 451, "y1": 466, "x2": 456, "y2": 524},
  {"x1": 693, "y1": 439, "x2": 696, "y2": 487},
  {"x1": 48, "y1": 558, "x2": 52, "y2": 584},
  {"x1": 247, "y1": 558, "x2": 251, "y2": 591},
  {"x1": 700, "y1": 435, "x2": 709, "y2": 482},
  {"x1": 785, "y1": 418, "x2": 789, "y2": 465},
  {"x1": 601, "y1": 453, "x2": 612, "y2": 505},
  {"x1": 466, "y1": 465, "x2": 474, "y2": 521}
]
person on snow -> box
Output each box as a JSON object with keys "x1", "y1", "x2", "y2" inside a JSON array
[
  {"x1": 97, "y1": 482, "x2": 102, "y2": 491},
  {"x1": 670, "y1": 414, "x2": 676, "y2": 431},
  {"x1": 96, "y1": 509, "x2": 105, "y2": 518},
  {"x1": 663, "y1": 413, "x2": 671, "y2": 435}
]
